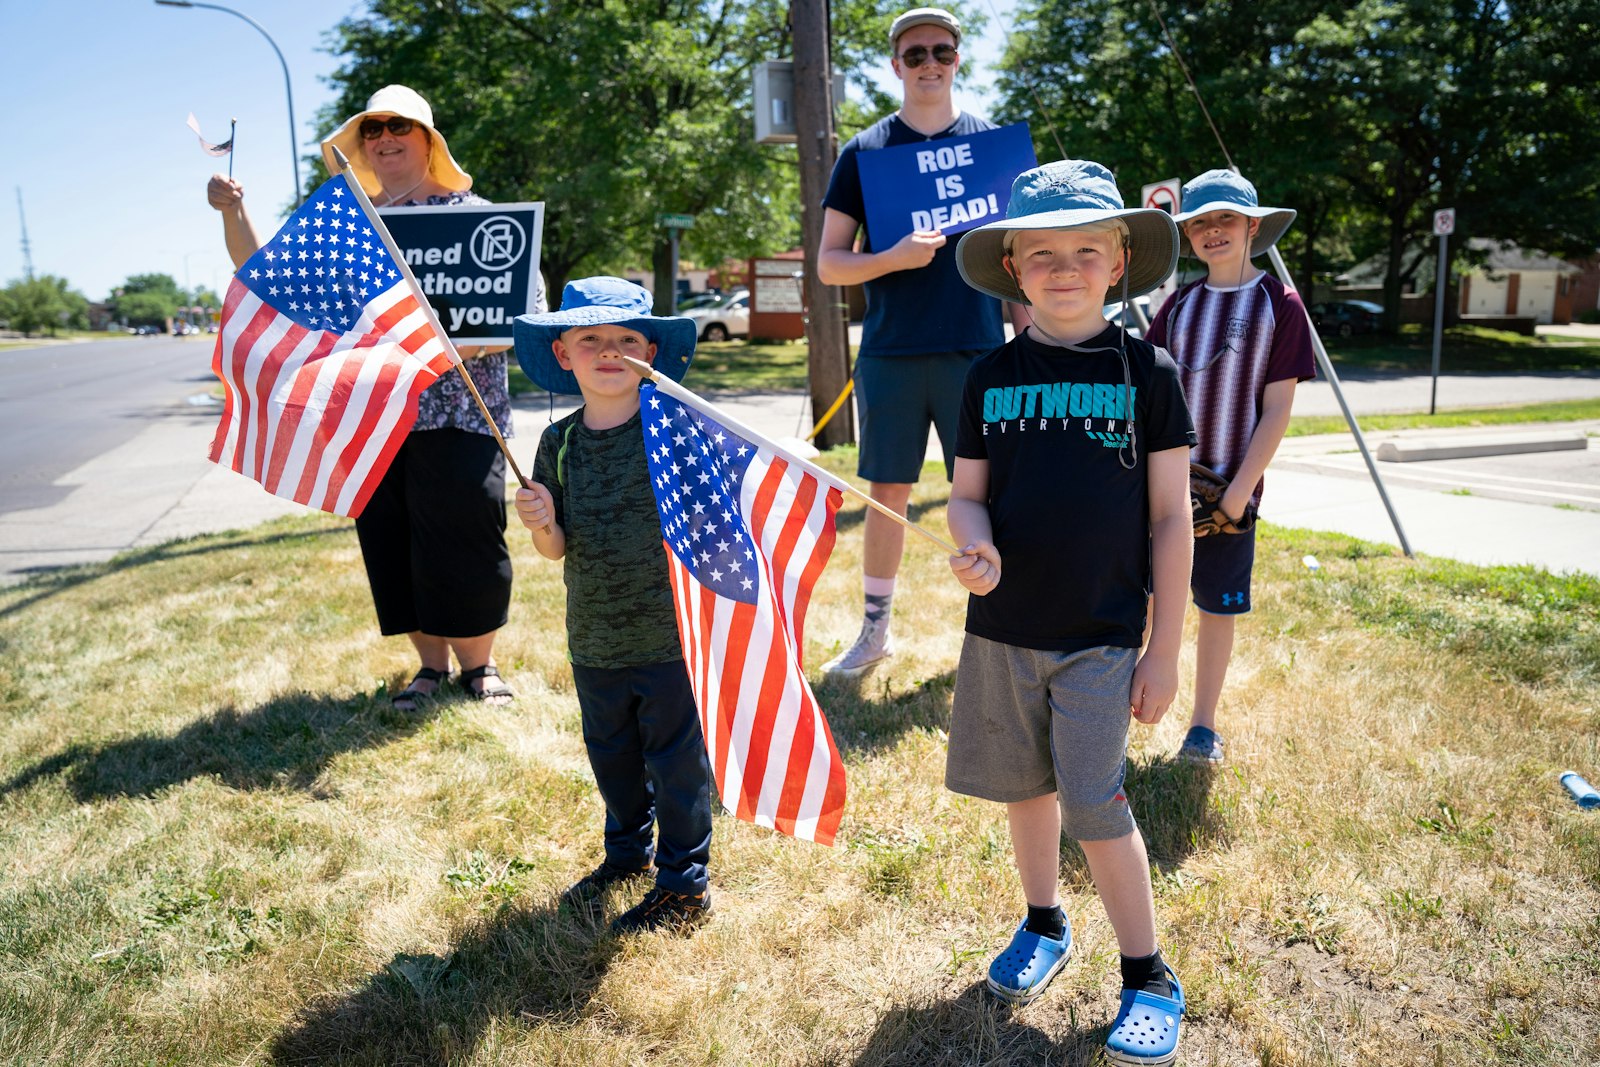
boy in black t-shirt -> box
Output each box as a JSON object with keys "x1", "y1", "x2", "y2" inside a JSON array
[
  {"x1": 511, "y1": 278, "x2": 713, "y2": 936},
  {"x1": 947, "y1": 161, "x2": 1195, "y2": 1067}
]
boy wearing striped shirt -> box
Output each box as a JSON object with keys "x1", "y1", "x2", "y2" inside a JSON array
[{"x1": 1146, "y1": 169, "x2": 1317, "y2": 765}]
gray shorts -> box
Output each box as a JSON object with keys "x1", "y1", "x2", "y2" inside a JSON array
[
  {"x1": 945, "y1": 635, "x2": 1138, "y2": 841},
  {"x1": 854, "y1": 351, "x2": 976, "y2": 484}
]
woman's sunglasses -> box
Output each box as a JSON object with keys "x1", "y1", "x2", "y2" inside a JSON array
[
  {"x1": 359, "y1": 116, "x2": 417, "y2": 140},
  {"x1": 898, "y1": 43, "x2": 958, "y2": 68}
]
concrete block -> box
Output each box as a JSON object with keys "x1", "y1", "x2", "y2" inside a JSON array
[{"x1": 1376, "y1": 431, "x2": 1589, "y2": 462}]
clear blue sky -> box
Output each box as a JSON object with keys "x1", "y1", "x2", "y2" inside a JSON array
[{"x1": 0, "y1": 0, "x2": 1015, "y2": 304}]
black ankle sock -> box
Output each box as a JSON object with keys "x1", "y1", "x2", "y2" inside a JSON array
[
  {"x1": 1024, "y1": 903, "x2": 1065, "y2": 940},
  {"x1": 1120, "y1": 950, "x2": 1171, "y2": 997}
]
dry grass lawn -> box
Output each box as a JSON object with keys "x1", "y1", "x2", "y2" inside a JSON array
[{"x1": 1, "y1": 452, "x2": 1597, "y2": 1066}]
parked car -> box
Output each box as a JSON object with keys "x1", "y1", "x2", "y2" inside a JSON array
[
  {"x1": 1310, "y1": 299, "x2": 1383, "y2": 338},
  {"x1": 1102, "y1": 295, "x2": 1154, "y2": 337},
  {"x1": 679, "y1": 291, "x2": 750, "y2": 341}
]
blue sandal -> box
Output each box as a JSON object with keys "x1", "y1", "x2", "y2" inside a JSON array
[
  {"x1": 986, "y1": 916, "x2": 1073, "y2": 1007},
  {"x1": 1104, "y1": 966, "x2": 1185, "y2": 1066}
]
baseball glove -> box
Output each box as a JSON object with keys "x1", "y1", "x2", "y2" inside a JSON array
[{"x1": 1189, "y1": 463, "x2": 1256, "y2": 537}]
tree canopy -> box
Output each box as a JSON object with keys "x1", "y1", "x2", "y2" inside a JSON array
[
  {"x1": 315, "y1": 1, "x2": 978, "y2": 307},
  {"x1": 996, "y1": 0, "x2": 1600, "y2": 327},
  {"x1": 0, "y1": 275, "x2": 89, "y2": 337},
  {"x1": 112, "y1": 273, "x2": 185, "y2": 327}
]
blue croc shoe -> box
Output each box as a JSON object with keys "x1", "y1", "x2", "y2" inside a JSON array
[
  {"x1": 1104, "y1": 967, "x2": 1185, "y2": 1066},
  {"x1": 986, "y1": 917, "x2": 1073, "y2": 1007},
  {"x1": 1178, "y1": 725, "x2": 1224, "y2": 764}
]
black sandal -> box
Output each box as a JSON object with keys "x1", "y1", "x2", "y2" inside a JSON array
[
  {"x1": 459, "y1": 663, "x2": 514, "y2": 704},
  {"x1": 392, "y1": 666, "x2": 450, "y2": 709}
]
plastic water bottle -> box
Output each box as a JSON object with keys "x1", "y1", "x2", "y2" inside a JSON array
[
  {"x1": 1560, "y1": 771, "x2": 1600, "y2": 810},
  {"x1": 1301, "y1": 554, "x2": 1320, "y2": 572}
]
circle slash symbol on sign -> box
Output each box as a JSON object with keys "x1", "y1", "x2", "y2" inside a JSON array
[{"x1": 470, "y1": 216, "x2": 527, "y2": 271}]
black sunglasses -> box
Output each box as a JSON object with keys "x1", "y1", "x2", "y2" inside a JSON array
[
  {"x1": 898, "y1": 43, "x2": 958, "y2": 68},
  {"x1": 359, "y1": 116, "x2": 417, "y2": 140}
]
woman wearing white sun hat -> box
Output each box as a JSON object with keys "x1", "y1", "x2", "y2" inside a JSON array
[{"x1": 204, "y1": 84, "x2": 542, "y2": 709}]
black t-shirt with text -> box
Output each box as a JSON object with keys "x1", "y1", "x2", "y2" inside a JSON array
[{"x1": 954, "y1": 325, "x2": 1196, "y2": 652}]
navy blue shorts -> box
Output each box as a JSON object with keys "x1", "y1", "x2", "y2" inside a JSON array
[
  {"x1": 1191, "y1": 526, "x2": 1255, "y2": 614},
  {"x1": 854, "y1": 351, "x2": 979, "y2": 484}
]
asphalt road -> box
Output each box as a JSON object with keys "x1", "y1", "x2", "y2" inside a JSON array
[
  {"x1": 0, "y1": 335, "x2": 219, "y2": 513},
  {"x1": 1, "y1": 334, "x2": 1598, "y2": 585}
]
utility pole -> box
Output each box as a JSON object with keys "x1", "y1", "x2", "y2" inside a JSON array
[
  {"x1": 791, "y1": 0, "x2": 854, "y2": 447},
  {"x1": 16, "y1": 187, "x2": 34, "y2": 280}
]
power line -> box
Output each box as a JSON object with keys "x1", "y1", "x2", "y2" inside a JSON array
[{"x1": 16, "y1": 187, "x2": 34, "y2": 281}]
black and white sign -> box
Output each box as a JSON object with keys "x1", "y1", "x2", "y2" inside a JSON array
[{"x1": 378, "y1": 201, "x2": 544, "y2": 344}]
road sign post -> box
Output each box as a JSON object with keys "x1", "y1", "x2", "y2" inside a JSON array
[
  {"x1": 658, "y1": 214, "x2": 695, "y2": 312},
  {"x1": 1141, "y1": 178, "x2": 1182, "y2": 315},
  {"x1": 1430, "y1": 208, "x2": 1455, "y2": 415}
]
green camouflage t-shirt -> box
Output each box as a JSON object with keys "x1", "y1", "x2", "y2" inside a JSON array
[{"x1": 532, "y1": 408, "x2": 682, "y2": 668}]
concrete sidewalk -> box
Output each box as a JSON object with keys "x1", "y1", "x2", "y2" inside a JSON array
[{"x1": 2, "y1": 386, "x2": 1597, "y2": 586}]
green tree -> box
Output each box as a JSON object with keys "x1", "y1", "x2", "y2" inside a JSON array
[
  {"x1": 316, "y1": 1, "x2": 983, "y2": 309},
  {"x1": 0, "y1": 275, "x2": 89, "y2": 336},
  {"x1": 997, "y1": 0, "x2": 1600, "y2": 329},
  {"x1": 112, "y1": 273, "x2": 184, "y2": 328}
]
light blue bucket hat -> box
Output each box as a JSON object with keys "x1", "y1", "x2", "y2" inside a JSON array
[
  {"x1": 955, "y1": 160, "x2": 1179, "y2": 303},
  {"x1": 513, "y1": 277, "x2": 696, "y2": 396},
  {"x1": 1172, "y1": 169, "x2": 1296, "y2": 257}
]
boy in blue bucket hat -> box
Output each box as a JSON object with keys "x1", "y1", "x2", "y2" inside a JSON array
[
  {"x1": 1147, "y1": 169, "x2": 1317, "y2": 766},
  {"x1": 511, "y1": 277, "x2": 714, "y2": 935},
  {"x1": 946, "y1": 160, "x2": 1194, "y2": 1065}
]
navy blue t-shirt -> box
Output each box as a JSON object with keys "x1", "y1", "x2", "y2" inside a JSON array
[
  {"x1": 955, "y1": 325, "x2": 1197, "y2": 652},
  {"x1": 823, "y1": 113, "x2": 1005, "y2": 358}
]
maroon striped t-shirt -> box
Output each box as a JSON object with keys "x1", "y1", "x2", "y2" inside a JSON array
[{"x1": 1147, "y1": 273, "x2": 1316, "y2": 506}]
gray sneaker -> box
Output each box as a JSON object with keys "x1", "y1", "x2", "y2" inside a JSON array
[{"x1": 821, "y1": 620, "x2": 894, "y2": 678}]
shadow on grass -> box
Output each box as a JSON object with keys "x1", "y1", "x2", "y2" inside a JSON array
[
  {"x1": 0, "y1": 688, "x2": 443, "y2": 803},
  {"x1": 0, "y1": 523, "x2": 352, "y2": 623},
  {"x1": 1126, "y1": 754, "x2": 1226, "y2": 870},
  {"x1": 270, "y1": 899, "x2": 619, "y2": 1066},
  {"x1": 817, "y1": 669, "x2": 956, "y2": 759},
  {"x1": 848, "y1": 981, "x2": 1107, "y2": 1066}
]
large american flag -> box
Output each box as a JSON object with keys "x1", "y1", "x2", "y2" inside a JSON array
[
  {"x1": 207, "y1": 174, "x2": 454, "y2": 518},
  {"x1": 642, "y1": 382, "x2": 849, "y2": 845}
]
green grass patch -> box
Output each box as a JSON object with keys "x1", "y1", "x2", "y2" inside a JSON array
[
  {"x1": 1324, "y1": 323, "x2": 1600, "y2": 373},
  {"x1": 509, "y1": 340, "x2": 810, "y2": 399},
  {"x1": 2, "y1": 490, "x2": 1599, "y2": 1064},
  {"x1": 1287, "y1": 397, "x2": 1600, "y2": 436}
]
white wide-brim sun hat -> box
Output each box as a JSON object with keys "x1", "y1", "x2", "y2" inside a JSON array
[
  {"x1": 1172, "y1": 169, "x2": 1296, "y2": 257},
  {"x1": 956, "y1": 159, "x2": 1179, "y2": 304},
  {"x1": 320, "y1": 84, "x2": 472, "y2": 200}
]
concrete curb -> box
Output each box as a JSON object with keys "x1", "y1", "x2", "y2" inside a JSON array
[{"x1": 1376, "y1": 430, "x2": 1589, "y2": 462}]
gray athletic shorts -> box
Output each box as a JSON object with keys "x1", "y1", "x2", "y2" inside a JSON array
[
  {"x1": 945, "y1": 635, "x2": 1138, "y2": 841},
  {"x1": 854, "y1": 351, "x2": 977, "y2": 484}
]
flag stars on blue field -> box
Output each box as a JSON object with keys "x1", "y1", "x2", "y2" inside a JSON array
[
  {"x1": 645, "y1": 391, "x2": 761, "y2": 600},
  {"x1": 238, "y1": 176, "x2": 400, "y2": 334}
]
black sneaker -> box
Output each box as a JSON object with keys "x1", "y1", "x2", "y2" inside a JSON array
[
  {"x1": 559, "y1": 861, "x2": 653, "y2": 920},
  {"x1": 609, "y1": 887, "x2": 711, "y2": 935}
]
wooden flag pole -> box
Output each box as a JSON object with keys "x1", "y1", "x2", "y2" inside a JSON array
[
  {"x1": 329, "y1": 146, "x2": 530, "y2": 489},
  {"x1": 622, "y1": 356, "x2": 962, "y2": 555}
]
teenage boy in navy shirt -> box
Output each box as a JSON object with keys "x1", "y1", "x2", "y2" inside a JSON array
[{"x1": 816, "y1": 6, "x2": 1006, "y2": 677}]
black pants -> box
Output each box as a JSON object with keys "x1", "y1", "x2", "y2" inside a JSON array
[
  {"x1": 572, "y1": 660, "x2": 713, "y2": 896},
  {"x1": 355, "y1": 428, "x2": 511, "y2": 637}
]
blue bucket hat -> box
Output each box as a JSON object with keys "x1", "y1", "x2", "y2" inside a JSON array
[
  {"x1": 513, "y1": 277, "x2": 696, "y2": 396},
  {"x1": 955, "y1": 159, "x2": 1179, "y2": 303},
  {"x1": 1172, "y1": 169, "x2": 1296, "y2": 257}
]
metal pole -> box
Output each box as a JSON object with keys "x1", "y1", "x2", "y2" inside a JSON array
[
  {"x1": 1429, "y1": 232, "x2": 1448, "y2": 415},
  {"x1": 1265, "y1": 245, "x2": 1414, "y2": 557},
  {"x1": 154, "y1": 1, "x2": 301, "y2": 205},
  {"x1": 669, "y1": 227, "x2": 680, "y2": 311}
]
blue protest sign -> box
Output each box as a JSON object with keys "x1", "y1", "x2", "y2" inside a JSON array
[
  {"x1": 856, "y1": 122, "x2": 1036, "y2": 248},
  {"x1": 377, "y1": 201, "x2": 544, "y2": 343}
]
